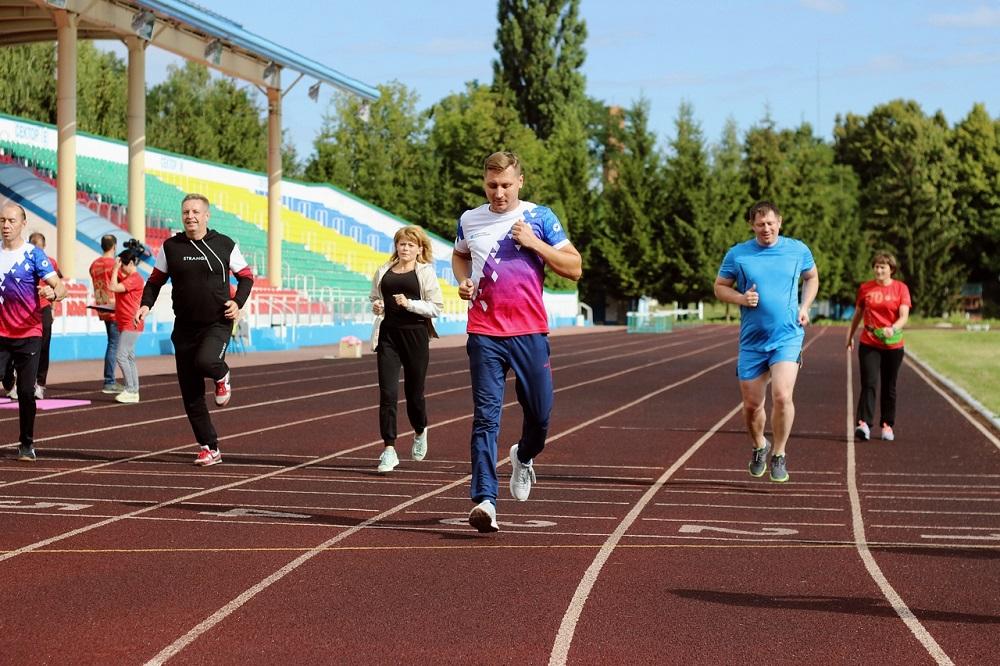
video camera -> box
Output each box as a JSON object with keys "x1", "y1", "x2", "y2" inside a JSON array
[{"x1": 119, "y1": 238, "x2": 148, "y2": 265}]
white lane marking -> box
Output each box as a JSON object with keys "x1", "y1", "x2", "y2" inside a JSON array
[
  {"x1": 920, "y1": 532, "x2": 1000, "y2": 541},
  {"x1": 438, "y1": 517, "x2": 557, "y2": 528},
  {"x1": 654, "y1": 502, "x2": 843, "y2": 512},
  {"x1": 144, "y1": 336, "x2": 737, "y2": 663},
  {"x1": 548, "y1": 329, "x2": 833, "y2": 666},
  {"x1": 0, "y1": 500, "x2": 90, "y2": 511},
  {"x1": 867, "y1": 496, "x2": 1000, "y2": 503},
  {"x1": 202, "y1": 508, "x2": 313, "y2": 519},
  {"x1": 643, "y1": 517, "x2": 844, "y2": 527},
  {"x1": 548, "y1": 404, "x2": 742, "y2": 666},
  {"x1": 906, "y1": 357, "x2": 1000, "y2": 453},
  {"x1": 871, "y1": 524, "x2": 1000, "y2": 531},
  {"x1": 846, "y1": 352, "x2": 954, "y2": 665},
  {"x1": 871, "y1": 509, "x2": 1000, "y2": 516},
  {"x1": 677, "y1": 524, "x2": 798, "y2": 536},
  {"x1": 861, "y1": 472, "x2": 1000, "y2": 478}
]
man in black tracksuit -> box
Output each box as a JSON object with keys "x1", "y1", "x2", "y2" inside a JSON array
[{"x1": 136, "y1": 193, "x2": 254, "y2": 466}]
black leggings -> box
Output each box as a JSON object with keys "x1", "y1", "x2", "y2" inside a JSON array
[
  {"x1": 0, "y1": 336, "x2": 41, "y2": 446},
  {"x1": 376, "y1": 325, "x2": 429, "y2": 446},
  {"x1": 172, "y1": 321, "x2": 232, "y2": 448},
  {"x1": 856, "y1": 343, "x2": 905, "y2": 428}
]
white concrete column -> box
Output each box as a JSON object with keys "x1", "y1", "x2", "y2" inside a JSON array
[
  {"x1": 55, "y1": 10, "x2": 78, "y2": 277},
  {"x1": 267, "y1": 83, "x2": 283, "y2": 288},
  {"x1": 126, "y1": 37, "x2": 146, "y2": 243}
]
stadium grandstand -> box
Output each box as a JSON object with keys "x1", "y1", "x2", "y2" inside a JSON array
[{"x1": 0, "y1": 0, "x2": 583, "y2": 361}]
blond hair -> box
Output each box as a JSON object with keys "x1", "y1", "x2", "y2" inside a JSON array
[
  {"x1": 483, "y1": 151, "x2": 522, "y2": 176},
  {"x1": 391, "y1": 225, "x2": 433, "y2": 264}
]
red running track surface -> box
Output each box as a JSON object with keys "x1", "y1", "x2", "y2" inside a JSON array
[{"x1": 0, "y1": 326, "x2": 997, "y2": 664}]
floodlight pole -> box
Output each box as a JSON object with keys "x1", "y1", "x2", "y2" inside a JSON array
[
  {"x1": 126, "y1": 36, "x2": 146, "y2": 243},
  {"x1": 266, "y1": 77, "x2": 283, "y2": 289},
  {"x1": 54, "y1": 9, "x2": 78, "y2": 277}
]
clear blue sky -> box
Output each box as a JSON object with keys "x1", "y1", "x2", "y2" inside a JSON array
[{"x1": 107, "y1": 0, "x2": 1000, "y2": 161}]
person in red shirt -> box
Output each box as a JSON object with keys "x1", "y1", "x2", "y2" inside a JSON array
[
  {"x1": 846, "y1": 252, "x2": 912, "y2": 442},
  {"x1": 108, "y1": 249, "x2": 145, "y2": 403},
  {"x1": 89, "y1": 234, "x2": 123, "y2": 393}
]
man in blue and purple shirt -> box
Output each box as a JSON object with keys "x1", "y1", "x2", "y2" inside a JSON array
[
  {"x1": 0, "y1": 202, "x2": 67, "y2": 461},
  {"x1": 452, "y1": 151, "x2": 582, "y2": 533}
]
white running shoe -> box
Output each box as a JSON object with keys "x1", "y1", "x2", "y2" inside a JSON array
[
  {"x1": 377, "y1": 446, "x2": 399, "y2": 473},
  {"x1": 34, "y1": 385, "x2": 44, "y2": 400},
  {"x1": 411, "y1": 428, "x2": 428, "y2": 461},
  {"x1": 115, "y1": 390, "x2": 140, "y2": 404},
  {"x1": 509, "y1": 443, "x2": 536, "y2": 501},
  {"x1": 468, "y1": 500, "x2": 499, "y2": 533},
  {"x1": 8, "y1": 385, "x2": 17, "y2": 400}
]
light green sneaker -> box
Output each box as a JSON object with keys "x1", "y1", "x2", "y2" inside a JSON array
[
  {"x1": 749, "y1": 440, "x2": 770, "y2": 478},
  {"x1": 769, "y1": 454, "x2": 789, "y2": 483},
  {"x1": 411, "y1": 428, "x2": 428, "y2": 461},
  {"x1": 377, "y1": 446, "x2": 399, "y2": 473}
]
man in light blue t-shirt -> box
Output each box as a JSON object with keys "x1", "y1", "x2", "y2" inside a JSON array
[{"x1": 714, "y1": 201, "x2": 819, "y2": 483}]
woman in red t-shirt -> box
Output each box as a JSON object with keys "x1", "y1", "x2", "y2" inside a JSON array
[
  {"x1": 846, "y1": 252, "x2": 912, "y2": 442},
  {"x1": 108, "y1": 250, "x2": 146, "y2": 404}
]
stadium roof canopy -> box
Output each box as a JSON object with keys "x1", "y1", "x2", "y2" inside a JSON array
[{"x1": 0, "y1": 0, "x2": 379, "y2": 98}]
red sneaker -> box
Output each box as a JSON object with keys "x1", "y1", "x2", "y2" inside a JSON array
[
  {"x1": 214, "y1": 372, "x2": 231, "y2": 406},
  {"x1": 194, "y1": 447, "x2": 222, "y2": 466}
]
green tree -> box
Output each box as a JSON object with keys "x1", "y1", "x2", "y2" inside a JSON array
[
  {"x1": 492, "y1": 0, "x2": 587, "y2": 141},
  {"x1": 425, "y1": 82, "x2": 550, "y2": 239},
  {"x1": 705, "y1": 118, "x2": 751, "y2": 264},
  {"x1": 147, "y1": 62, "x2": 267, "y2": 171},
  {"x1": 77, "y1": 42, "x2": 127, "y2": 141},
  {"x1": 950, "y1": 104, "x2": 1000, "y2": 284},
  {"x1": 0, "y1": 44, "x2": 56, "y2": 124},
  {"x1": 660, "y1": 102, "x2": 712, "y2": 302},
  {"x1": 306, "y1": 81, "x2": 435, "y2": 229},
  {"x1": 835, "y1": 100, "x2": 961, "y2": 315},
  {"x1": 588, "y1": 99, "x2": 662, "y2": 307}
]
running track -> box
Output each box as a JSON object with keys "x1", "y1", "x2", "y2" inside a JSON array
[{"x1": 1, "y1": 326, "x2": 997, "y2": 664}]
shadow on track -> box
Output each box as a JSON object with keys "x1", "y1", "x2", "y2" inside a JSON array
[{"x1": 668, "y1": 588, "x2": 1000, "y2": 624}]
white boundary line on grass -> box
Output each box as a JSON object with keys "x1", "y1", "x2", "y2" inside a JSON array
[{"x1": 845, "y1": 352, "x2": 954, "y2": 665}]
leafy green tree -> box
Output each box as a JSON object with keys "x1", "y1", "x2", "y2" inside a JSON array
[
  {"x1": 705, "y1": 118, "x2": 751, "y2": 263},
  {"x1": 950, "y1": 104, "x2": 1000, "y2": 284},
  {"x1": 0, "y1": 44, "x2": 57, "y2": 124},
  {"x1": 77, "y1": 42, "x2": 127, "y2": 140},
  {"x1": 588, "y1": 99, "x2": 663, "y2": 306},
  {"x1": 660, "y1": 102, "x2": 713, "y2": 301},
  {"x1": 492, "y1": 0, "x2": 587, "y2": 141},
  {"x1": 147, "y1": 62, "x2": 267, "y2": 171},
  {"x1": 306, "y1": 82, "x2": 435, "y2": 229},
  {"x1": 424, "y1": 82, "x2": 549, "y2": 240},
  {"x1": 835, "y1": 100, "x2": 961, "y2": 315}
]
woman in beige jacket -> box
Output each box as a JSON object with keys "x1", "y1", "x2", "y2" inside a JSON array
[{"x1": 370, "y1": 226, "x2": 444, "y2": 472}]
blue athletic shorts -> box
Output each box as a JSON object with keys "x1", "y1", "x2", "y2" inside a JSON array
[{"x1": 737, "y1": 344, "x2": 802, "y2": 381}]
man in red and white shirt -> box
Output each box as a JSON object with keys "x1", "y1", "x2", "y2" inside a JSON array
[
  {"x1": 0, "y1": 202, "x2": 67, "y2": 461},
  {"x1": 452, "y1": 151, "x2": 582, "y2": 533}
]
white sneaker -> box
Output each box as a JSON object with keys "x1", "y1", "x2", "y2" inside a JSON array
[
  {"x1": 411, "y1": 428, "x2": 428, "y2": 461},
  {"x1": 33, "y1": 385, "x2": 44, "y2": 400},
  {"x1": 115, "y1": 390, "x2": 140, "y2": 404},
  {"x1": 509, "y1": 443, "x2": 536, "y2": 502},
  {"x1": 468, "y1": 500, "x2": 499, "y2": 533},
  {"x1": 8, "y1": 385, "x2": 17, "y2": 400},
  {"x1": 102, "y1": 383, "x2": 124, "y2": 394},
  {"x1": 377, "y1": 446, "x2": 399, "y2": 473}
]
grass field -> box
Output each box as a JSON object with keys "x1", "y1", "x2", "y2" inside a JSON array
[{"x1": 903, "y1": 328, "x2": 1000, "y2": 417}]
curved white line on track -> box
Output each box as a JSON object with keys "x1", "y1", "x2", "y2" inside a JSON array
[
  {"x1": 845, "y1": 352, "x2": 954, "y2": 665},
  {"x1": 547, "y1": 403, "x2": 741, "y2": 665},
  {"x1": 548, "y1": 328, "x2": 833, "y2": 664},
  {"x1": 146, "y1": 341, "x2": 737, "y2": 663},
  {"x1": 904, "y1": 357, "x2": 1000, "y2": 452}
]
